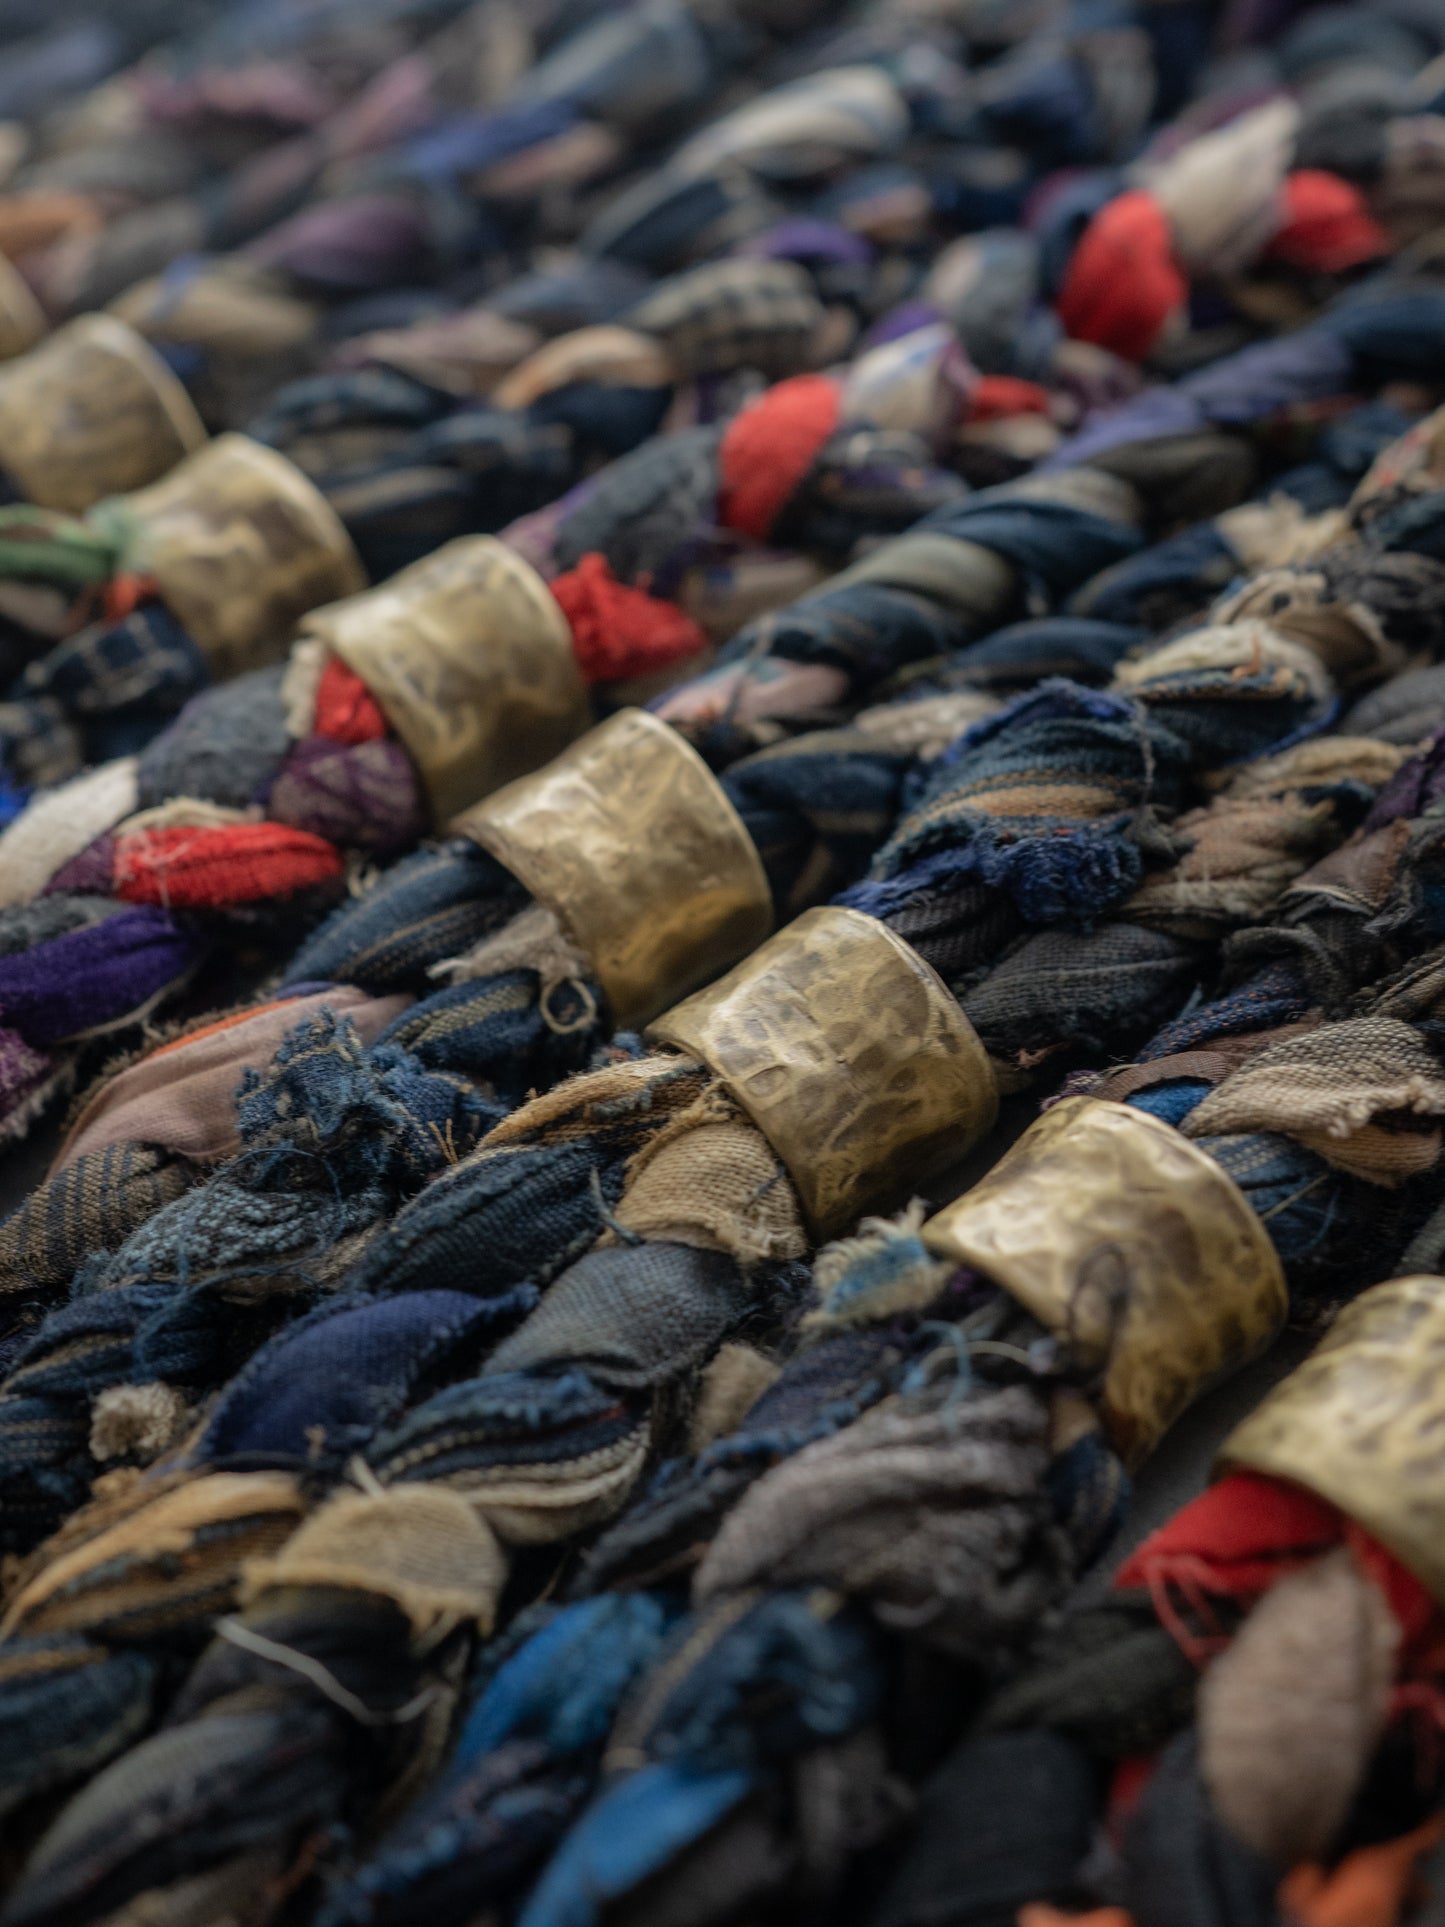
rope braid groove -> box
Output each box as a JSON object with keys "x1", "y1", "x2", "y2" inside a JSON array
[{"x1": 11, "y1": 0, "x2": 1445, "y2": 1923}]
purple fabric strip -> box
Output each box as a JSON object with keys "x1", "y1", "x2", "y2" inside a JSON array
[
  {"x1": 0, "y1": 905, "x2": 202, "y2": 1045},
  {"x1": 0, "y1": 1024, "x2": 52, "y2": 1116},
  {"x1": 1045, "y1": 328, "x2": 1357, "y2": 470},
  {"x1": 1364, "y1": 726, "x2": 1445, "y2": 830},
  {"x1": 742, "y1": 218, "x2": 874, "y2": 267},
  {"x1": 1042, "y1": 385, "x2": 1201, "y2": 470}
]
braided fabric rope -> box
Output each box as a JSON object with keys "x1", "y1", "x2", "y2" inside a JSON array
[{"x1": 5, "y1": 0, "x2": 1445, "y2": 1922}]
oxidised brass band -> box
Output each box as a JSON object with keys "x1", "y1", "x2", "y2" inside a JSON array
[
  {"x1": 306, "y1": 535, "x2": 589, "y2": 824},
  {"x1": 923, "y1": 1098, "x2": 1287, "y2": 1465},
  {"x1": 96, "y1": 435, "x2": 365, "y2": 678},
  {"x1": 648, "y1": 905, "x2": 999, "y2": 1240},
  {"x1": 456, "y1": 709, "x2": 773, "y2": 1031},
  {"x1": 0, "y1": 315, "x2": 206, "y2": 511},
  {"x1": 0, "y1": 256, "x2": 44, "y2": 363},
  {"x1": 1221, "y1": 1276, "x2": 1445, "y2": 1603}
]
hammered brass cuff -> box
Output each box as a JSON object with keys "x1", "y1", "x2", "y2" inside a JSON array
[
  {"x1": 0, "y1": 256, "x2": 44, "y2": 363},
  {"x1": 95, "y1": 435, "x2": 365, "y2": 677},
  {"x1": 0, "y1": 315, "x2": 206, "y2": 512},
  {"x1": 922, "y1": 1098, "x2": 1287, "y2": 1466},
  {"x1": 1220, "y1": 1276, "x2": 1445, "y2": 1603},
  {"x1": 305, "y1": 536, "x2": 590, "y2": 825},
  {"x1": 456, "y1": 708, "x2": 772, "y2": 1031},
  {"x1": 648, "y1": 905, "x2": 999, "y2": 1240}
]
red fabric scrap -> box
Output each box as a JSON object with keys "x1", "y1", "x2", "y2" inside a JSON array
[
  {"x1": 969, "y1": 375, "x2": 1054, "y2": 421},
  {"x1": 1266, "y1": 171, "x2": 1389, "y2": 275},
  {"x1": 718, "y1": 372, "x2": 842, "y2": 540},
  {"x1": 313, "y1": 653, "x2": 388, "y2": 745},
  {"x1": 550, "y1": 552, "x2": 710, "y2": 683},
  {"x1": 1056, "y1": 189, "x2": 1186, "y2": 362},
  {"x1": 114, "y1": 823, "x2": 345, "y2": 909}
]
